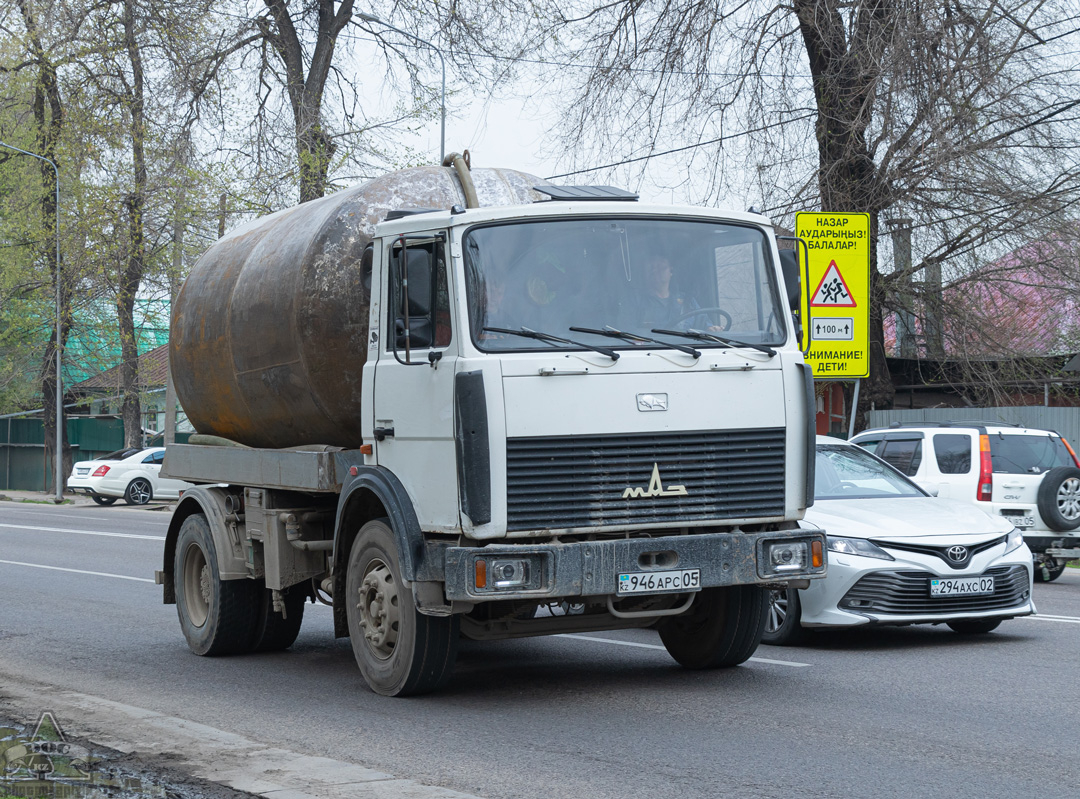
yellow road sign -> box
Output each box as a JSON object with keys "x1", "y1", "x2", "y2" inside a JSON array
[{"x1": 795, "y1": 213, "x2": 870, "y2": 379}]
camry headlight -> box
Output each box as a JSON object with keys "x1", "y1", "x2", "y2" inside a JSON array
[
  {"x1": 827, "y1": 536, "x2": 894, "y2": 560},
  {"x1": 1004, "y1": 527, "x2": 1025, "y2": 555}
]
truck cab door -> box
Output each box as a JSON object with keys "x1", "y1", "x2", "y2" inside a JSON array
[{"x1": 372, "y1": 232, "x2": 460, "y2": 532}]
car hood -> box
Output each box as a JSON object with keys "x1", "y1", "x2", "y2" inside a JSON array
[{"x1": 802, "y1": 496, "x2": 1014, "y2": 540}]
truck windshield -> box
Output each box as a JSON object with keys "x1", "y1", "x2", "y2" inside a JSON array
[{"x1": 463, "y1": 217, "x2": 786, "y2": 351}]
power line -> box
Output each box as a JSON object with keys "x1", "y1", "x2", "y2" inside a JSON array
[{"x1": 543, "y1": 113, "x2": 816, "y2": 180}]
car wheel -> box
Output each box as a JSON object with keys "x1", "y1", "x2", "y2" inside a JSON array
[
  {"x1": 91, "y1": 494, "x2": 118, "y2": 506},
  {"x1": 1036, "y1": 466, "x2": 1080, "y2": 532},
  {"x1": 124, "y1": 478, "x2": 153, "y2": 505},
  {"x1": 1034, "y1": 555, "x2": 1068, "y2": 583},
  {"x1": 947, "y1": 619, "x2": 1002, "y2": 634},
  {"x1": 762, "y1": 586, "x2": 811, "y2": 646},
  {"x1": 657, "y1": 585, "x2": 768, "y2": 668}
]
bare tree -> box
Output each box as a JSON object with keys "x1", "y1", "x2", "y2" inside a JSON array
[
  {"x1": 534, "y1": 0, "x2": 1080, "y2": 420},
  {"x1": 2, "y1": 0, "x2": 75, "y2": 484}
]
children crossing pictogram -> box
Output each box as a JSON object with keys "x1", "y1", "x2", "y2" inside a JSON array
[{"x1": 810, "y1": 261, "x2": 857, "y2": 307}]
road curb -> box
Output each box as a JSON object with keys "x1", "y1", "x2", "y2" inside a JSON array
[{"x1": 0, "y1": 676, "x2": 483, "y2": 799}]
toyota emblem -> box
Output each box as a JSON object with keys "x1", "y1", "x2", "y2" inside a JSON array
[{"x1": 946, "y1": 545, "x2": 968, "y2": 563}]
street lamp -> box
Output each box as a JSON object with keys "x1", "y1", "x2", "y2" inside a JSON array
[
  {"x1": 0, "y1": 140, "x2": 63, "y2": 503},
  {"x1": 358, "y1": 12, "x2": 445, "y2": 163}
]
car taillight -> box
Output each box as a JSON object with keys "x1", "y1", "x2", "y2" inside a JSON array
[
  {"x1": 1062, "y1": 437, "x2": 1080, "y2": 469},
  {"x1": 92, "y1": 465, "x2": 110, "y2": 477},
  {"x1": 977, "y1": 434, "x2": 992, "y2": 501}
]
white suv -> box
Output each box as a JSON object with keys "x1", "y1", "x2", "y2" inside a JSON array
[{"x1": 850, "y1": 423, "x2": 1080, "y2": 582}]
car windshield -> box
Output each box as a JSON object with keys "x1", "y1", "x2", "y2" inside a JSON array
[
  {"x1": 991, "y1": 434, "x2": 1073, "y2": 474},
  {"x1": 815, "y1": 444, "x2": 925, "y2": 500},
  {"x1": 464, "y1": 217, "x2": 786, "y2": 351}
]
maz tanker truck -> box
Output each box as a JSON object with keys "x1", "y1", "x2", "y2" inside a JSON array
[{"x1": 156, "y1": 155, "x2": 826, "y2": 696}]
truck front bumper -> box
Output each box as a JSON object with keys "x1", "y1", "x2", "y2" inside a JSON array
[{"x1": 443, "y1": 529, "x2": 826, "y2": 601}]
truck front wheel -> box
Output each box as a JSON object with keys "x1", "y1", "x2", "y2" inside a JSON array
[
  {"x1": 174, "y1": 513, "x2": 259, "y2": 656},
  {"x1": 657, "y1": 585, "x2": 768, "y2": 668},
  {"x1": 345, "y1": 519, "x2": 458, "y2": 696}
]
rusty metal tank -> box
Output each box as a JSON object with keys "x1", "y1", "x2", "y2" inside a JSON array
[{"x1": 170, "y1": 164, "x2": 543, "y2": 449}]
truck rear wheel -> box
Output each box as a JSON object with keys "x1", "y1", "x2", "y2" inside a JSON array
[
  {"x1": 345, "y1": 519, "x2": 458, "y2": 696},
  {"x1": 658, "y1": 585, "x2": 768, "y2": 668},
  {"x1": 174, "y1": 513, "x2": 258, "y2": 656},
  {"x1": 251, "y1": 585, "x2": 306, "y2": 652}
]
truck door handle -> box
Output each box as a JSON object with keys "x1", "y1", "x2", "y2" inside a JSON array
[{"x1": 373, "y1": 427, "x2": 395, "y2": 441}]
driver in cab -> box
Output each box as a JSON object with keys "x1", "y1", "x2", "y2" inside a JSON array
[{"x1": 635, "y1": 254, "x2": 698, "y2": 328}]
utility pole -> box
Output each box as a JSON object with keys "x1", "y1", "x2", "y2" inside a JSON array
[
  {"x1": 886, "y1": 218, "x2": 917, "y2": 358},
  {"x1": 0, "y1": 140, "x2": 63, "y2": 502}
]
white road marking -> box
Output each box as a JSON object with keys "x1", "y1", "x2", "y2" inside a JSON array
[
  {"x1": 0, "y1": 522, "x2": 164, "y2": 541},
  {"x1": 555, "y1": 633, "x2": 811, "y2": 667},
  {"x1": 0, "y1": 508, "x2": 168, "y2": 525},
  {"x1": 0, "y1": 559, "x2": 154, "y2": 583},
  {"x1": 1023, "y1": 613, "x2": 1080, "y2": 624}
]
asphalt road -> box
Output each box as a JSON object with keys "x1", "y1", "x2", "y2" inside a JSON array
[{"x1": 1, "y1": 500, "x2": 1078, "y2": 799}]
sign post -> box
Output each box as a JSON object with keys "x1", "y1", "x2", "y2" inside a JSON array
[{"x1": 796, "y1": 213, "x2": 871, "y2": 435}]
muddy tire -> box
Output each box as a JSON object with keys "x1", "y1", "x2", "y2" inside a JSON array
[
  {"x1": 658, "y1": 585, "x2": 768, "y2": 668},
  {"x1": 174, "y1": 513, "x2": 258, "y2": 656},
  {"x1": 251, "y1": 585, "x2": 306, "y2": 652},
  {"x1": 762, "y1": 585, "x2": 811, "y2": 646},
  {"x1": 345, "y1": 519, "x2": 458, "y2": 696}
]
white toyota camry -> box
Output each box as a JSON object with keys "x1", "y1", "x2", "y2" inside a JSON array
[
  {"x1": 764, "y1": 437, "x2": 1035, "y2": 645},
  {"x1": 68, "y1": 446, "x2": 192, "y2": 506}
]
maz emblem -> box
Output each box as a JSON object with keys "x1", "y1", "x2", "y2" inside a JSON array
[
  {"x1": 637, "y1": 393, "x2": 669, "y2": 412},
  {"x1": 623, "y1": 463, "x2": 688, "y2": 498}
]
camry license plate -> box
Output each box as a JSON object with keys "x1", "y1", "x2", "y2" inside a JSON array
[
  {"x1": 930, "y1": 576, "x2": 995, "y2": 597},
  {"x1": 618, "y1": 569, "x2": 700, "y2": 595}
]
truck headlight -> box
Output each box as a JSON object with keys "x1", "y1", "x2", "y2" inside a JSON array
[
  {"x1": 1004, "y1": 527, "x2": 1025, "y2": 555},
  {"x1": 762, "y1": 541, "x2": 808, "y2": 574},
  {"x1": 473, "y1": 554, "x2": 546, "y2": 593},
  {"x1": 827, "y1": 536, "x2": 894, "y2": 561}
]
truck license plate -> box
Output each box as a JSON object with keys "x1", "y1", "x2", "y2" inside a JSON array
[
  {"x1": 617, "y1": 569, "x2": 701, "y2": 595},
  {"x1": 930, "y1": 576, "x2": 995, "y2": 597}
]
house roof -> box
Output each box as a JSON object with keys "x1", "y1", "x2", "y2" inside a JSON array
[{"x1": 70, "y1": 343, "x2": 169, "y2": 392}]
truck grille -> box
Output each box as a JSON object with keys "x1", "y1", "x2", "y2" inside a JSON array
[
  {"x1": 839, "y1": 566, "x2": 1029, "y2": 615},
  {"x1": 505, "y1": 428, "x2": 786, "y2": 532}
]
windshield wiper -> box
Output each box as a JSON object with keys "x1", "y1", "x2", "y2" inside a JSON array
[
  {"x1": 569, "y1": 325, "x2": 700, "y2": 359},
  {"x1": 651, "y1": 328, "x2": 776, "y2": 357},
  {"x1": 483, "y1": 326, "x2": 620, "y2": 361}
]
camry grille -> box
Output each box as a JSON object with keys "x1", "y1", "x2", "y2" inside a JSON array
[
  {"x1": 839, "y1": 566, "x2": 1029, "y2": 614},
  {"x1": 505, "y1": 428, "x2": 786, "y2": 532},
  {"x1": 873, "y1": 536, "x2": 1007, "y2": 570}
]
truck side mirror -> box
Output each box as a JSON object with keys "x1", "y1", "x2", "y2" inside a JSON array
[
  {"x1": 390, "y1": 234, "x2": 446, "y2": 367},
  {"x1": 776, "y1": 236, "x2": 811, "y2": 354},
  {"x1": 778, "y1": 249, "x2": 801, "y2": 312}
]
